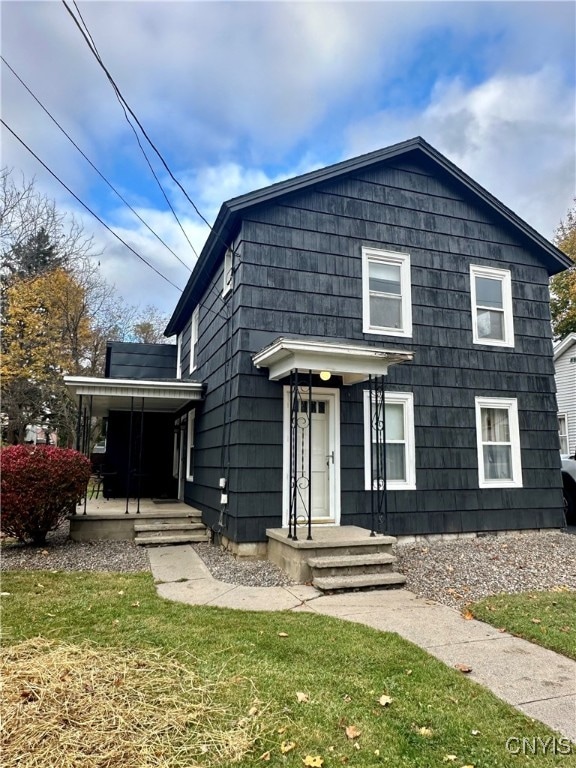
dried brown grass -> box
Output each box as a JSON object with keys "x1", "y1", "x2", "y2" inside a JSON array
[{"x1": 1, "y1": 637, "x2": 270, "y2": 767}]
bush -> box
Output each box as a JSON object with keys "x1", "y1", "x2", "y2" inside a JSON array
[{"x1": 1, "y1": 445, "x2": 91, "y2": 545}]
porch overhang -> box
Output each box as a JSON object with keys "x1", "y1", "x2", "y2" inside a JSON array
[
  {"x1": 64, "y1": 376, "x2": 204, "y2": 417},
  {"x1": 252, "y1": 338, "x2": 414, "y2": 385}
]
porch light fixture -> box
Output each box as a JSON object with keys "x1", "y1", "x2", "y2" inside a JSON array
[{"x1": 319, "y1": 371, "x2": 332, "y2": 381}]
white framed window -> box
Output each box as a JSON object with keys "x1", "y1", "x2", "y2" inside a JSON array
[
  {"x1": 475, "y1": 397, "x2": 522, "y2": 488},
  {"x1": 189, "y1": 306, "x2": 199, "y2": 373},
  {"x1": 176, "y1": 333, "x2": 182, "y2": 379},
  {"x1": 470, "y1": 265, "x2": 514, "y2": 347},
  {"x1": 363, "y1": 390, "x2": 416, "y2": 490},
  {"x1": 558, "y1": 413, "x2": 569, "y2": 455},
  {"x1": 186, "y1": 410, "x2": 195, "y2": 482},
  {"x1": 223, "y1": 249, "x2": 233, "y2": 296},
  {"x1": 362, "y1": 247, "x2": 412, "y2": 337}
]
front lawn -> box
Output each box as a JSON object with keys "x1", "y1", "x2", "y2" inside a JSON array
[
  {"x1": 1, "y1": 571, "x2": 572, "y2": 767},
  {"x1": 469, "y1": 589, "x2": 576, "y2": 660}
]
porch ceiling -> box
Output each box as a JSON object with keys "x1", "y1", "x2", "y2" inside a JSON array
[
  {"x1": 64, "y1": 376, "x2": 204, "y2": 417},
  {"x1": 253, "y1": 338, "x2": 414, "y2": 385}
]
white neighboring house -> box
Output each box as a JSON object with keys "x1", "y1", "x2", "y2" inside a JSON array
[{"x1": 554, "y1": 333, "x2": 576, "y2": 457}]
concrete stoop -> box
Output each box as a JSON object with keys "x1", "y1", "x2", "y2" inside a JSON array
[
  {"x1": 266, "y1": 525, "x2": 406, "y2": 589},
  {"x1": 135, "y1": 514, "x2": 210, "y2": 546}
]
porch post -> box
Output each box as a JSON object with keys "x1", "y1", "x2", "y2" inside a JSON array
[
  {"x1": 125, "y1": 396, "x2": 134, "y2": 514},
  {"x1": 369, "y1": 375, "x2": 375, "y2": 536},
  {"x1": 376, "y1": 375, "x2": 388, "y2": 535},
  {"x1": 75, "y1": 394, "x2": 83, "y2": 452},
  {"x1": 136, "y1": 397, "x2": 144, "y2": 514},
  {"x1": 288, "y1": 369, "x2": 297, "y2": 540},
  {"x1": 307, "y1": 369, "x2": 313, "y2": 541}
]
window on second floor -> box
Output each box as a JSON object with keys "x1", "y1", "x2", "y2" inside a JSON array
[
  {"x1": 189, "y1": 306, "x2": 199, "y2": 373},
  {"x1": 362, "y1": 248, "x2": 412, "y2": 337},
  {"x1": 475, "y1": 396, "x2": 522, "y2": 488},
  {"x1": 558, "y1": 413, "x2": 569, "y2": 455},
  {"x1": 470, "y1": 265, "x2": 514, "y2": 347},
  {"x1": 223, "y1": 249, "x2": 233, "y2": 297},
  {"x1": 363, "y1": 390, "x2": 416, "y2": 490}
]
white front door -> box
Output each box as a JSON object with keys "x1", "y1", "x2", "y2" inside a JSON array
[{"x1": 283, "y1": 387, "x2": 340, "y2": 526}]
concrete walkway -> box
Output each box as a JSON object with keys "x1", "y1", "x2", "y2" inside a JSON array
[{"x1": 147, "y1": 545, "x2": 576, "y2": 743}]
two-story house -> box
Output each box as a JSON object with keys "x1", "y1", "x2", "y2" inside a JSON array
[{"x1": 66, "y1": 137, "x2": 571, "y2": 560}]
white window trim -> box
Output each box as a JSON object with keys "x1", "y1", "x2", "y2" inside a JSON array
[
  {"x1": 470, "y1": 264, "x2": 514, "y2": 347},
  {"x1": 363, "y1": 390, "x2": 416, "y2": 490},
  {"x1": 222, "y1": 249, "x2": 233, "y2": 297},
  {"x1": 558, "y1": 413, "x2": 569, "y2": 456},
  {"x1": 176, "y1": 333, "x2": 182, "y2": 379},
  {"x1": 475, "y1": 396, "x2": 522, "y2": 488},
  {"x1": 362, "y1": 247, "x2": 412, "y2": 338},
  {"x1": 189, "y1": 306, "x2": 199, "y2": 373},
  {"x1": 186, "y1": 410, "x2": 195, "y2": 482}
]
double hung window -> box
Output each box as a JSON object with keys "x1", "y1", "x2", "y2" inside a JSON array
[
  {"x1": 470, "y1": 265, "x2": 514, "y2": 346},
  {"x1": 363, "y1": 391, "x2": 415, "y2": 490},
  {"x1": 362, "y1": 248, "x2": 412, "y2": 337},
  {"x1": 475, "y1": 397, "x2": 522, "y2": 487},
  {"x1": 558, "y1": 414, "x2": 569, "y2": 455}
]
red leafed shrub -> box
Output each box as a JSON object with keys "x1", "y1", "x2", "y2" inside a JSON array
[{"x1": 1, "y1": 445, "x2": 91, "y2": 545}]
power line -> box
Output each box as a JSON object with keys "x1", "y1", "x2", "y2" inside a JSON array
[
  {"x1": 1, "y1": 55, "x2": 192, "y2": 274},
  {"x1": 2, "y1": 119, "x2": 183, "y2": 292},
  {"x1": 61, "y1": 0, "x2": 201, "y2": 259},
  {"x1": 62, "y1": 0, "x2": 237, "y2": 261}
]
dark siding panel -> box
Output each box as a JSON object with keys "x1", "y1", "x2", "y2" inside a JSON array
[{"x1": 106, "y1": 342, "x2": 177, "y2": 379}]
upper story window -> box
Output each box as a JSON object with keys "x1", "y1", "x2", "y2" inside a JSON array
[
  {"x1": 470, "y1": 265, "x2": 514, "y2": 347},
  {"x1": 176, "y1": 332, "x2": 182, "y2": 379},
  {"x1": 475, "y1": 396, "x2": 522, "y2": 488},
  {"x1": 223, "y1": 249, "x2": 233, "y2": 297},
  {"x1": 189, "y1": 306, "x2": 199, "y2": 373},
  {"x1": 363, "y1": 390, "x2": 416, "y2": 490},
  {"x1": 362, "y1": 248, "x2": 412, "y2": 338}
]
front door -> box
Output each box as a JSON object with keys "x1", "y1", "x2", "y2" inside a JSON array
[{"x1": 283, "y1": 387, "x2": 340, "y2": 526}]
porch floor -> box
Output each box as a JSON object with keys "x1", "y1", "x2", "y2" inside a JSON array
[
  {"x1": 73, "y1": 498, "x2": 188, "y2": 518},
  {"x1": 266, "y1": 525, "x2": 395, "y2": 549}
]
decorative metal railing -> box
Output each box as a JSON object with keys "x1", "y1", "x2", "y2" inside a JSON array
[
  {"x1": 368, "y1": 374, "x2": 387, "y2": 536},
  {"x1": 288, "y1": 369, "x2": 313, "y2": 541}
]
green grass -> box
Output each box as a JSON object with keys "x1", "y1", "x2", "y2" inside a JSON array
[
  {"x1": 470, "y1": 589, "x2": 576, "y2": 660},
  {"x1": 1, "y1": 570, "x2": 574, "y2": 767}
]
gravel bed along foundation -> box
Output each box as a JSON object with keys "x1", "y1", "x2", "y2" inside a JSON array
[{"x1": 2, "y1": 523, "x2": 575, "y2": 606}]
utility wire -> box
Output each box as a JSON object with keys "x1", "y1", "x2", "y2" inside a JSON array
[
  {"x1": 62, "y1": 0, "x2": 236, "y2": 259},
  {"x1": 2, "y1": 119, "x2": 182, "y2": 292},
  {"x1": 1, "y1": 55, "x2": 192, "y2": 274}
]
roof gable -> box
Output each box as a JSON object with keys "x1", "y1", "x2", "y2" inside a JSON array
[{"x1": 166, "y1": 136, "x2": 571, "y2": 336}]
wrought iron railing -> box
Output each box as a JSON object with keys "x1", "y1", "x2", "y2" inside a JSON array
[
  {"x1": 288, "y1": 369, "x2": 313, "y2": 541},
  {"x1": 368, "y1": 374, "x2": 387, "y2": 536}
]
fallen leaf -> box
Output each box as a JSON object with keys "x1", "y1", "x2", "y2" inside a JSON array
[
  {"x1": 278, "y1": 632, "x2": 289, "y2": 637},
  {"x1": 405, "y1": 669, "x2": 412, "y2": 675},
  {"x1": 418, "y1": 726, "x2": 433, "y2": 737},
  {"x1": 117, "y1": 590, "x2": 124, "y2": 596},
  {"x1": 462, "y1": 609, "x2": 474, "y2": 620},
  {"x1": 378, "y1": 694, "x2": 393, "y2": 707},
  {"x1": 443, "y1": 757, "x2": 458, "y2": 763},
  {"x1": 259, "y1": 751, "x2": 271, "y2": 761},
  {"x1": 345, "y1": 725, "x2": 361, "y2": 740},
  {"x1": 374, "y1": 749, "x2": 380, "y2": 756},
  {"x1": 460, "y1": 765, "x2": 475, "y2": 768},
  {"x1": 46, "y1": 612, "x2": 55, "y2": 617},
  {"x1": 0, "y1": 592, "x2": 11, "y2": 597},
  {"x1": 131, "y1": 601, "x2": 140, "y2": 608},
  {"x1": 302, "y1": 756, "x2": 324, "y2": 767},
  {"x1": 454, "y1": 663, "x2": 472, "y2": 674},
  {"x1": 36, "y1": 583, "x2": 44, "y2": 589},
  {"x1": 343, "y1": 694, "x2": 352, "y2": 702},
  {"x1": 353, "y1": 742, "x2": 360, "y2": 750},
  {"x1": 248, "y1": 705, "x2": 259, "y2": 716},
  {"x1": 281, "y1": 741, "x2": 296, "y2": 754},
  {"x1": 112, "y1": 619, "x2": 120, "y2": 625},
  {"x1": 41, "y1": 550, "x2": 49, "y2": 556},
  {"x1": 470, "y1": 730, "x2": 480, "y2": 736},
  {"x1": 277, "y1": 726, "x2": 288, "y2": 734},
  {"x1": 531, "y1": 618, "x2": 541, "y2": 624},
  {"x1": 296, "y1": 691, "x2": 309, "y2": 703}
]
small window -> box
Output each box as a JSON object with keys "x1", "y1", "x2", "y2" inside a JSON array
[
  {"x1": 470, "y1": 265, "x2": 514, "y2": 347},
  {"x1": 176, "y1": 333, "x2": 182, "y2": 379},
  {"x1": 363, "y1": 391, "x2": 416, "y2": 490},
  {"x1": 558, "y1": 413, "x2": 569, "y2": 455},
  {"x1": 190, "y1": 306, "x2": 199, "y2": 373},
  {"x1": 362, "y1": 248, "x2": 412, "y2": 337},
  {"x1": 186, "y1": 410, "x2": 195, "y2": 482},
  {"x1": 475, "y1": 397, "x2": 522, "y2": 487},
  {"x1": 223, "y1": 249, "x2": 233, "y2": 296}
]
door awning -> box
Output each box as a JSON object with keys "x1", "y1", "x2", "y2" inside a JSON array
[
  {"x1": 253, "y1": 338, "x2": 413, "y2": 385},
  {"x1": 64, "y1": 376, "x2": 204, "y2": 417}
]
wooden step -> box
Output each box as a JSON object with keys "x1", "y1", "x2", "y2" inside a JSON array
[{"x1": 312, "y1": 572, "x2": 407, "y2": 591}]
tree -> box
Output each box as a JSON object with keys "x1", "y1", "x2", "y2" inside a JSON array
[{"x1": 550, "y1": 201, "x2": 576, "y2": 340}]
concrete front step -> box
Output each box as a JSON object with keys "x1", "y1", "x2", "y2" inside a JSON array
[
  {"x1": 135, "y1": 532, "x2": 210, "y2": 546},
  {"x1": 308, "y1": 552, "x2": 396, "y2": 569},
  {"x1": 134, "y1": 522, "x2": 206, "y2": 533},
  {"x1": 312, "y1": 571, "x2": 407, "y2": 592}
]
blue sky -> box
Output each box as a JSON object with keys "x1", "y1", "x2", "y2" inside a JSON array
[{"x1": 2, "y1": 0, "x2": 575, "y2": 319}]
